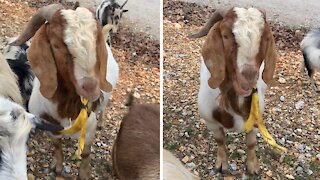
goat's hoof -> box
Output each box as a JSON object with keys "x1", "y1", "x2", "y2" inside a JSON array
[
  {"x1": 79, "y1": 167, "x2": 91, "y2": 180},
  {"x1": 215, "y1": 161, "x2": 228, "y2": 174},
  {"x1": 246, "y1": 159, "x2": 259, "y2": 175}
]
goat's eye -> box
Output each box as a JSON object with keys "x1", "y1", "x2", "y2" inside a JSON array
[{"x1": 223, "y1": 35, "x2": 228, "y2": 39}]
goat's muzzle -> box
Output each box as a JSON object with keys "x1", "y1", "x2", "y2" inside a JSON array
[
  {"x1": 76, "y1": 77, "x2": 100, "y2": 102},
  {"x1": 234, "y1": 65, "x2": 258, "y2": 97}
]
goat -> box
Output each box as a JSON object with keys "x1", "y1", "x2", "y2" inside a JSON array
[
  {"x1": 163, "y1": 149, "x2": 200, "y2": 180},
  {"x1": 2, "y1": 37, "x2": 34, "y2": 109},
  {"x1": 112, "y1": 96, "x2": 160, "y2": 179},
  {"x1": 10, "y1": 3, "x2": 119, "y2": 179},
  {"x1": 96, "y1": 0, "x2": 128, "y2": 46},
  {"x1": 0, "y1": 52, "x2": 63, "y2": 179},
  {"x1": 300, "y1": 29, "x2": 320, "y2": 92},
  {"x1": 189, "y1": 7, "x2": 277, "y2": 175}
]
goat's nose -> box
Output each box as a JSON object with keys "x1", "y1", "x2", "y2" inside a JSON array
[{"x1": 81, "y1": 77, "x2": 98, "y2": 93}]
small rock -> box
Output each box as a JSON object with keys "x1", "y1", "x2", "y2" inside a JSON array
[
  {"x1": 27, "y1": 173, "x2": 35, "y2": 180},
  {"x1": 285, "y1": 174, "x2": 295, "y2": 179},
  {"x1": 296, "y1": 166, "x2": 303, "y2": 172},
  {"x1": 237, "y1": 149, "x2": 246, "y2": 154},
  {"x1": 64, "y1": 165, "x2": 71, "y2": 173},
  {"x1": 229, "y1": 163, "x2": 237, "y2": 171},
  {"x1": 295, "y1": 101, "x2": 304, "y2": 110},
  {"x1": 280, "y1": 96, "x2": 285, "y2": 102},
  {"x1": 174, "y1": 23, "x2": 182, "y2": 29},
  {"x1": 316, "y1": 153, "x2": 320, "y2": 160},
  {"x1": 308, "y1": 169, "x2": 313, "y2": 175},
  {"x1": 298, "y1": 144, "x2": 305, "y2": 153},
  {"x1": 266, "y1": 170, "x2": 273, "y2": 177},
  {"x1": 186, "y1": 162, "x2": 196, "y2": 170},
  {"x1": 177, "y1": 53, "x2": 187, "y2": 58},
  {"x1": 182, "y1": 156, "x2": 190, "y2": 163},
  {"x1": 279, "y1": 137, "x2": 285, "y2": 145},
  {"x1": 278, "y1": 77, "x2": 286, "y2": 83}
]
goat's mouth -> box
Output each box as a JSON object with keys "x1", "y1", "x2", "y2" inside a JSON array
[
  {"x1": 75, "y1": 77, "x2": 100, "y2": 102},
  {"x1": 233, "y1": 67, "x2": 258, "y2": 97}
]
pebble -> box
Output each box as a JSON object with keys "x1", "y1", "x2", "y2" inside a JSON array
[
  {"x1": 278, "y1": 77, "x2": 286, "y2": 83},
  {"x1": 186, "y1": 162, "x2": 196, "y2": 170},
  {"x1": 27, "y1": 173, "x2": 35, "y2": 180},
  {"x1": 296, "y1": 166, "x2": 303, "y2": 172},
  {"x1": 298, "y1": 144, "x2": 305, "y2": 153},
  {"x1": 308, "y1": 169, "x2": 313, "y2": 175},
  {"x1": 285, "y1": 174, "x2": 295, "y2": 179},
  {"x1": 279, "y1": 137, "x2": 286, "y2": 145},
  {"x1": 174, "y1": 23, "x2": 182, "y2": 29},
  {"x1": 316, "y1": 153, "x2": 320, "y2": 160},
  {"x1": 280, "y1": 96, "x2": 285, "y2": 102},
  {"x1": 266, "y1": 170, "x2": 273, "y2": 177},
  {"x1": 295, "y1": 100, "x2": 304, "y2": 110},
  {"x1": 237, "y1": 149, "x2": 246, "y2": 154},
  {"x1": 177, "y1": 53, "x2": 188, "y2": 58},
  {"x1": 64, "y1": 165, "x2": 71, "y2": 173},
  {"x1": 182, "y1": 156, "x2": 190, "y2": 163},
  {"x1": 229, "y1": 163, "x2": 237, "y2": 171}
]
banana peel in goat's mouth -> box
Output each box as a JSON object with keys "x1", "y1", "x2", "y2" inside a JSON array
[
  {"x1": 244, "y1": 88, "x2": 287, "y2": 153},
  {"x1": 60, "y1": 97, "x2": 88, "y2": 158}
]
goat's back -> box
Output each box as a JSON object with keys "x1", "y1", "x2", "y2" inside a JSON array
[
  {"x1": 0, "y1": 53, "x2": 23, "y2": 105},
  {"x1": 113, "y1": 103, "x2": 160, "y2": 180}
]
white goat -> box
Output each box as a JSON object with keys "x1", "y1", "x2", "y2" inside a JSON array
[{"x1": 300, "y1": 29, "x2": 320, "y2": 91}]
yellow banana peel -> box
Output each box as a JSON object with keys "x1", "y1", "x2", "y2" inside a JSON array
[
  {"x1": 244, "y1": 88, "x2": 287, "y2": 153},
  {"x1": 60, "y1": 97, "x2": 88, "y2": 158}
]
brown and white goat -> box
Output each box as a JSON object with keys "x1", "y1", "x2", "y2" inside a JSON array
[
  {"x1": 112, "y1": 97, "x2": 160, "y2": 180},
  {"x1": 190, "y1": 7, "x2": 277, "y2": 174},
  {"x1": 11, "y1": 4, "x2": 119, "y2": 179}
]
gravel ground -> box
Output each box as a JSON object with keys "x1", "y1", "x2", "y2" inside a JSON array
[
  {"x1": 164, "y1": 1, "x2": 320, "y2": 179},
  {"x1": 1, "y1": 0, "x2": 159, "y2": 179}
]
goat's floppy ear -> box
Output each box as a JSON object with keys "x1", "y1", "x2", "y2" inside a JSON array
[
  {"x1": 97, "y1": 26, "x2": 112, "y2": 92},
  {"x1": 27, "y1": 25, "x2": 58, "y2": 98},
  {"x1": 262, "y1": 25, "x2": 277, "y2": 85},
  {"x1": 27, "y1": 112, "x2": 64, "y2": 132},
  {"x1": 201, "y1": 22, "x2": 225, "y2": 89}
]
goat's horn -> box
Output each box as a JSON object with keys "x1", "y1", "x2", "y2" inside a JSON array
[
  {"x1": 188, "y1": 9, "x2": 226, "y2": 39},
  {"x1": 121, "y1": 0, "x2": 128, "y2": 9},
  {"x1": 10, "y1": 4, "x2": 64, "y2": 46}
]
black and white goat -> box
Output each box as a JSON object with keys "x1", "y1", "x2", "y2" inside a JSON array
[
  {"x1": 0, "y1": 52, "x2": 63, "y2": 179},
  {"x1": 2, "y1": 37, "x2": 34, "y2": 109},
  {"x1": 300, "y1": 29, "x2": 320, "y2": 91},
  {"x1": 96, "y1": 0, "x2": 128, "y2": 46}
]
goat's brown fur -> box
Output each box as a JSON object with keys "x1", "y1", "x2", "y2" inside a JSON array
[{"x1": 113, "y1": 103, "x2": 160, "y2": 180}]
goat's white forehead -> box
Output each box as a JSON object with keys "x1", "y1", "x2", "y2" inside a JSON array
[
  {"x1": 232, "y1": 8, "x2": 265, "y2": 66},
  {"x1": 60, "y1": 8, "x2": 97, "y2": 78}
]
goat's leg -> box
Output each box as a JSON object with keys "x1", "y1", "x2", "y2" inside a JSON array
[
  {"x1": 208, "y1": 122, "x2": 228, "y2": 173},
  {"x1": 246, "y1": 129, "x2": 259, "y2": 175},
  {"x1": 310, "y1": 75, "x2": 320, "y2": 92},
  {"x1": 79, "y1": 143, "x2": 92, "y2": 180},
  {"x1": 52, "y1": 138, "x2": 64, "y2": 175},
  {"x1": 79, "y1": 113, "x2": 97, "y2": 179}
]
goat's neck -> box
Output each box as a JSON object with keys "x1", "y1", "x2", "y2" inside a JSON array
[{"x1": 0, "y1": 139, "x2": 28, "y2": 179}]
